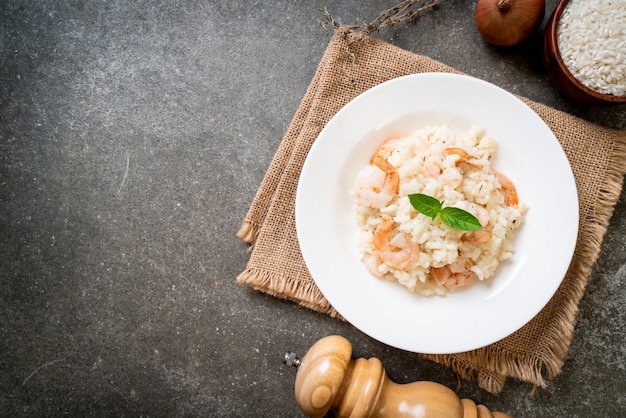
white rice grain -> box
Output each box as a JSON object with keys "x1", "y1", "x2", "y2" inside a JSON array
[{"x1": 558, "y1": 0, "x2": 626, "y2": 96}]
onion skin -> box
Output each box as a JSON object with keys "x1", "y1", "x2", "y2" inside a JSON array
[{"x1": 475, "y1": 0, "x2": 546, "y2": 47}]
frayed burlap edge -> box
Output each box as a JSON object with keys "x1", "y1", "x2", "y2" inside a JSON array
[
  {"x1": 237, "y1": 267, "x2": 342, "y2": 319},
  {"x1": 237, "y1": 220, "x2": 260, "y2": 246}
]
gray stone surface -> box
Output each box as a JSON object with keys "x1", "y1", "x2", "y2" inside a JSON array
[{"x1": 1, "y1": 1, "x2": 624, "y2": 416}]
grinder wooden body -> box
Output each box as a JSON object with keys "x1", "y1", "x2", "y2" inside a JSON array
[{"x1": 286, "y1": 335, "x2": 512, "y2": 418}]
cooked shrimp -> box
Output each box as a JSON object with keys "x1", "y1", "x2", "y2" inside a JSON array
[
  {"x1": 463, "y1": 229, "x2": 492, "y2": 243},
  {"x1": 443, "y1": 147, "x2": 481, "y2": 168},
  {"x1": 431, "y1": 259, "x2": 476, "y2": 289},
  {"x1": 468, "y1": 203, "x2": 490, "y2": 227},
  {"x1": 422, "y1": 156, "x2": 443, "y2": 177},
  {"x1": 373, "y1": 218, "x2": 417, "y2": 270},
  {"x1": 370, "y1": 137, "x2": 402, "y2": 171},
  {"x1": 495, "y1": 172, "x2": 519, "y2": 207},
  {"x1": 443, "y1": 147, "x2": 472, "y2": 162},
  {"x1": 362, "y1": 253, "x2": 384, "y2": 278},
  {"x1": 424, "y1": 147, "x2": 479, "y2": 181},
  {"x1": 355, "y1": 165, "x2": 399, "y2": 209},
  {"x1": 355, "y1": 138, "x2": 403, "y2": 209},
  {"x1": 461, "y1": 204, "x2": 492, "y2": 243}
]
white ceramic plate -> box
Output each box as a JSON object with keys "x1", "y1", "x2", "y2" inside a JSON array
[{"x1": 295, "y1": 73, "x2": 579, "y2": 354}]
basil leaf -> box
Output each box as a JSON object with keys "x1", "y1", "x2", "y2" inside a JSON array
[
  {"x1": 408, "y1": 193, "x2": 483, "y2": 231},
  {"x1": 440, "y1": 207, "x2": 482, "y2": 231},
  {"x1": 408, "y1": 193, "x2": 442, "y2": 220}
]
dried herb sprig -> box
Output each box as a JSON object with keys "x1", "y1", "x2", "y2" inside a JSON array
[{"x1": 320, "y1": 0, "x2": 441, "y2": 37}]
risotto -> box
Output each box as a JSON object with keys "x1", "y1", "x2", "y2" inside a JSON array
[{"x1": 352, "y1": 125, "x2": 527, "y2": 296}]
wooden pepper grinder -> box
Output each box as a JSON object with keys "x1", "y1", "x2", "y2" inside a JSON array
[{"x1": 284, "y1": 335, "x2": 512, "y2": 418}]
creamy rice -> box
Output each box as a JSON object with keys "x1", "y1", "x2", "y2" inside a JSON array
[
  {"x1": 353, "y1": 125, "x2": 526, "y2": 296},
  {"x1": 558, "y1": 0, "x2": 626, "y2": 96}
]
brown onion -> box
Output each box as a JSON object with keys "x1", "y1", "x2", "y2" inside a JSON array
[{"x1": 475, "y1": 0, "x2": 546, "y2": 46}]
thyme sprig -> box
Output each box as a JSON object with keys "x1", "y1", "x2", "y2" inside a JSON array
[{"x1": 320, "y1": 0, "x2": 441, "y2": 37}]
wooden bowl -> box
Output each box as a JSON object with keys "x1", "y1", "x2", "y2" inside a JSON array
[{"x1": 543, "y1": 0, "x2": 626, "y2": 105}]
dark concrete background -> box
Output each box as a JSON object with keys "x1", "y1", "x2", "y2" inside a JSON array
[{"x1": 1, "y1": 1, "x2": 624, "y2": 416}]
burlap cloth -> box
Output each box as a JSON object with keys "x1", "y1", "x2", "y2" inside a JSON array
[{"x1": 237, "y1": 28, "x2": 626, "y2": 393}]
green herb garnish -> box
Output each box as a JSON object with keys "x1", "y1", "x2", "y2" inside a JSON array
[{"x1": 408, "y1": 193, "x2": 482, "y2": 231}]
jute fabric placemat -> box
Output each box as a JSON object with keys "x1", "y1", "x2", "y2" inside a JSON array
[{"x1": 237, "y1": 27, "x2": 626, "y2": 393}]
